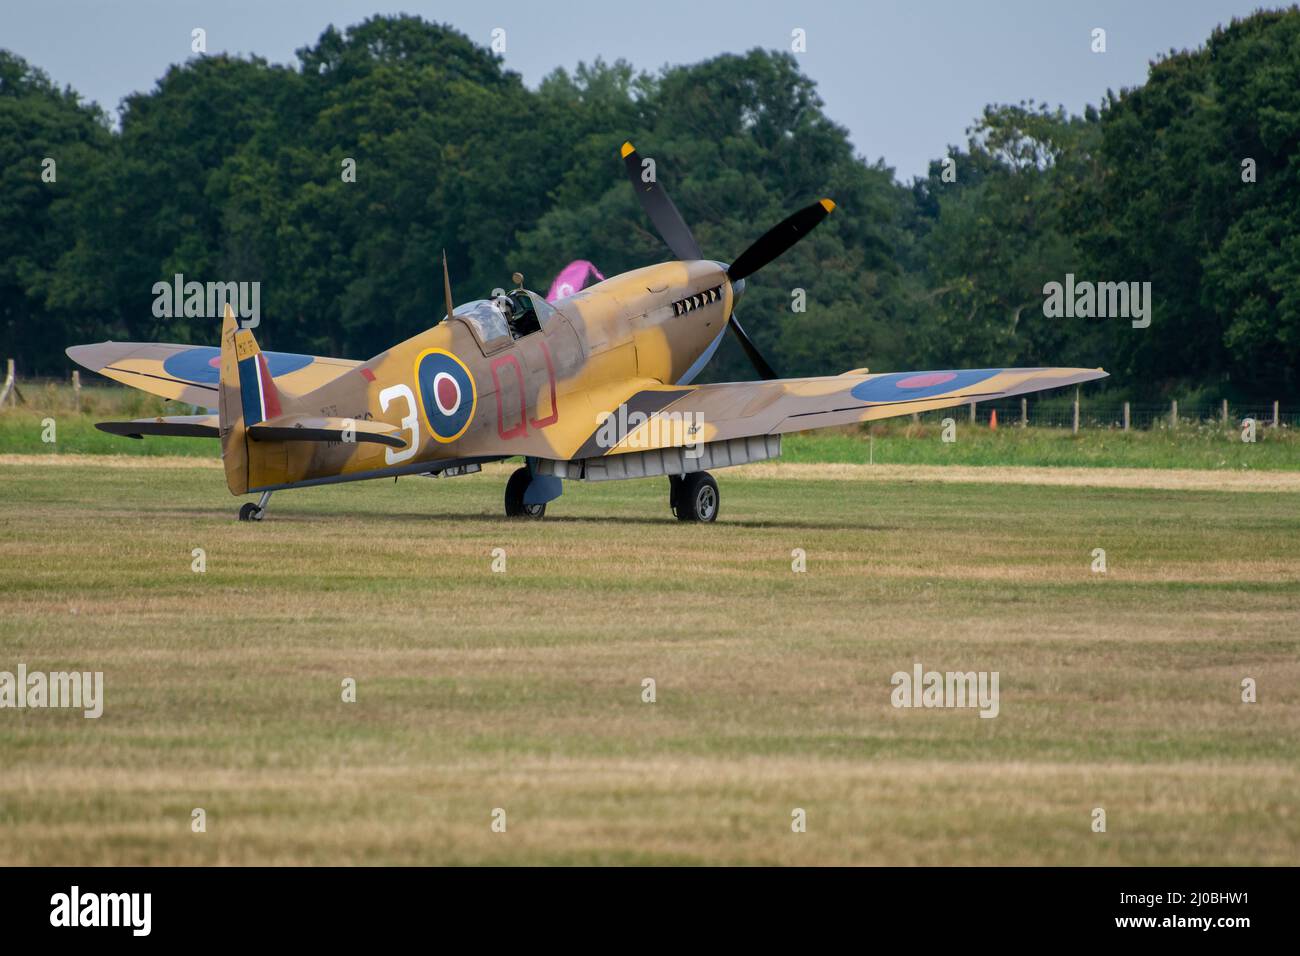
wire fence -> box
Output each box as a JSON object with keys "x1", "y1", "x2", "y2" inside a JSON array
[
  {"x1": 917, "y1": 398, "x2": 1296, "y2": 430},
  {"x1": 2, "y1": 363, "x2": 1297, "y2": 431}
]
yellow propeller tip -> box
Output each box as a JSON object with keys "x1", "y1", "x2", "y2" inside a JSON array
[
  {"x1": 820, "y1": 198, "x2": 836, "y2": 213},
  {"x1": 620, "y1": 141, "x2": 636, "y2": 158}
]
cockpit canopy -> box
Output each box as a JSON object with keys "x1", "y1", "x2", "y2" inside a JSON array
[{"x1": 444, "y1": 290, "x2": 557, "y2": 347}]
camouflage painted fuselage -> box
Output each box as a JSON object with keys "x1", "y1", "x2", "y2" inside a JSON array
[{"x1": 238, "y1": 260, "x2": 731, "y2": 493}]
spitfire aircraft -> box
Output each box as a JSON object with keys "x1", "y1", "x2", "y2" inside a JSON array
[{"x1": 68, "y1": 142, "x2": 1107, "y2": 522}]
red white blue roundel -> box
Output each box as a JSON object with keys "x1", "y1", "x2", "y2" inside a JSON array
[
  {"x1": 850, "y1": 368, "x2": 1001, "y2": 403},
  {"x1": 414, "y1": 348, "x2": 476, "y2": 442}
]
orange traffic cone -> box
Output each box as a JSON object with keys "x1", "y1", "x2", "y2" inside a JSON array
[{"x1": 989, "y1": 409, "x2": 998, "y2": 430}]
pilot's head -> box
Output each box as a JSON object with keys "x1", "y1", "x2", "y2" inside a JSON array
[{"x1": 493, "y1": 294, "x2": 514, "y2": 320}]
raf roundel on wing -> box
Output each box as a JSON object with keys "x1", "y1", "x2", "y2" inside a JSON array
[{"x1": 849, "y1": 369, "x2": 1002, "y2": 403}]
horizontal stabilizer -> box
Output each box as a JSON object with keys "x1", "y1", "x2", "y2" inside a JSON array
[
  {"x1": 95, "y1": 414, "x2": 219, "y2": 439},
  {"x1": 246, "y1": 415, "x2": 408, "y2": 449}
]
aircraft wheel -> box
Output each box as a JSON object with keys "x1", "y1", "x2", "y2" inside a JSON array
[
  {"x1": 238, "y1": 502, "x2": 264, "y2": 522},
  {"x1": 675, "y1": 471, "x2": 719, "y2": 523},
  {"x1": 505, "y1": 466, "x2": 546, "y2": 518}
]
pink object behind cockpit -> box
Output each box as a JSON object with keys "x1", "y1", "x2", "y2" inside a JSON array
[{"x1": 546, "y1": 260, "x2": 605, "y2": 302}]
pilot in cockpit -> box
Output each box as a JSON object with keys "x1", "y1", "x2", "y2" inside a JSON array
[
  {"x1": 491, "y1": 289, "x2": 514, "y2": 327},
  {"x1": 507, "y1": 292, "x2": 540, "y2": 338},
  {"x1": 491, "y1": 280, "x2": 543, "y2": 340}
]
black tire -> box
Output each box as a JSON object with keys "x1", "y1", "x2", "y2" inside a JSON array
[
  {"x1": 504, "y1": 466, "x2": 546, "y2": 518},
  {"x1": 675, "y1": 471, "x2": 719, "y2": 523},
  {"x1": 238, "y1": 502, "x2": 262, "y2": 522}
]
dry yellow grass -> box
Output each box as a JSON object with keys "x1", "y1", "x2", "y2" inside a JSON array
[
  {"x1": 5, "y1": 453, "x2": 1299, "y2": 491},
  {"x1": 5, "y1": 760, "x2": 1296, "y2": 865},
  {"x1": 0, "y1": 458, "x2": 1297, "y2": 865},
  {"x1": 739, "y1": 461, "x2": 1300, "y2": 492}
]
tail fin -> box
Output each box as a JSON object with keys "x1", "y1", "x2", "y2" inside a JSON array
[
  {"x1": 220, "y1": 303, "x2": 284, "y2": 494},
  {"x1": 234, "y1": 323, "x2": 282, "y2": 425},
  {"x1": 218, "y1": 304, "x2": 248, "y2": 494}
]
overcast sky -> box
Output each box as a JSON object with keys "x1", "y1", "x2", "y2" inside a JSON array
[{"x1": 1, "y1": 0, "x2": 1274, "y2": 180}]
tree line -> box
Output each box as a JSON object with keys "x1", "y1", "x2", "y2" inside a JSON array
[{"x1": 2, "y1": 10, "x2": 1298, "y2": 401}]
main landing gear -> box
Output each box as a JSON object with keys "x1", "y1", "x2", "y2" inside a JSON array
[
  {"x1": 238, "y1": 491, "x2": 272, "y2": 522},
  {"x1": 504, "y1": 466, "x2": 546, "y2": 518},
  {"x1": 669, "y1": 471, "x2": 719, "y2": 523}
]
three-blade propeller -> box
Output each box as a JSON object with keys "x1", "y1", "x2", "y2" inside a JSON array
[{"x1": 621, "y1": 141, "x2": 834, "y2": 380}]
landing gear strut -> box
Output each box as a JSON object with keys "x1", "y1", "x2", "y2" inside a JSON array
[
  {"x1": 504, "y1": 466, "x2": 546, "y2": 518},
  {"x1": 670, "y1": 471, "x2": 719, "y2": 523},
  {"x1": 238, "y1": 491, "x2": 272, "y2": 522}
]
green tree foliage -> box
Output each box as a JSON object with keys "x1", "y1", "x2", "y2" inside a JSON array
[
  {"x1": 48, "y1": 53, "x2": 299, "y2": 353},
  {"x1": 1077, "y1": 10, "x2": 1300, "y2": 398},
  {"x1": 910, "y1": 102, "x2": 1103, "y2": 372},
  {"x1": 517, "y1": 50, "x2": 914, "y2": 382},
  {"x1": 0, "y1": 51, "x2": 111, "y2": 373},
  {"x1": 2, "y1": 10, "x2": 1298, "y2": 400}
]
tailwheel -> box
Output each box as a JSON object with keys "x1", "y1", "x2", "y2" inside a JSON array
[
  {"x1": 504, "y1": 466, "x2": 546, "y2": 519},
  {"x1": 238, "y1": 491, "x2": 272, "y2": 522},
  {"x1": 674, "y1": 471, "x2": 719, "y2": 523}
]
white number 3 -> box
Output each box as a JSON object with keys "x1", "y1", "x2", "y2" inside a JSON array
[{"x1": 379, "y1": 384, "x2": 419, "y2": 464}]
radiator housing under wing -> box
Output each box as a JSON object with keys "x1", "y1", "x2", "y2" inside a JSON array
[{"x1": 535, "y1": 435, "x2": 782, "y2": 482}]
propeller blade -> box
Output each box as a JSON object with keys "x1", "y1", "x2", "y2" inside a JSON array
[
  {"x1": 726, "y1": 199, "x2": 836, "y2": 283},
  {"x1": 727, "y1": 312, "x2": 778, "y2": 380},
  {"x1": 621, "y1": 141, "x2": 703, "y2": 261}
]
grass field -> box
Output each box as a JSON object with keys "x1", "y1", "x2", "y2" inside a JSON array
[
  {"x1": 1, "y1": 456, "x2": 1297, "y2": 865},
  {"x1": 3, "y1": 382, "x2": 1298, "y2": 469}
]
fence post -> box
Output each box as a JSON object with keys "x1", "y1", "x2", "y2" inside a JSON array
[
  {"x1": 1020, "y1": 397, "x2": 1027, "y2": 428},
  {"x1": 1072, "y1": 388, "x2": 1080, "y2": 435},
  {"x1": 1221, "y1": 399, "x2": 1228, "y2": 426},
  {"x1": 969, "y1": 402, "x2": 976, "y2": 424},
  {"x1": 0, "y1": 359, "x2": 13, "y2": 407},
  {"x1": 1274, "y1": 401, "x2": 1280, "y2": 428},
  {"x1": 1170, "y1": 400, "x2": 1178, "y2": 429},
  {"x1": 72, "y1": 370, "x2": 81, "y2": 411},
  {"x1": 1123, "y1": 401, "x2": 1130, "y2": 432}
]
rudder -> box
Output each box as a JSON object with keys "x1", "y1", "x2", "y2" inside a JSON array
[{"x1": 218, "y1": 303, "x2": 263, "y2": 494}]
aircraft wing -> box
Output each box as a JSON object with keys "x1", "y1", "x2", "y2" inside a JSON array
[
  {"x1": 574, "y1": 366, "x2": 1107, "y2": 457},
  {"x1": 67, "y1": 342, "x2": 360, "y2": 407}
]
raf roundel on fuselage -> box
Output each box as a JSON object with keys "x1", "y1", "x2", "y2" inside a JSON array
[{"x1": 414, "y1": 348, "x2": 477, "y2": 443}]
